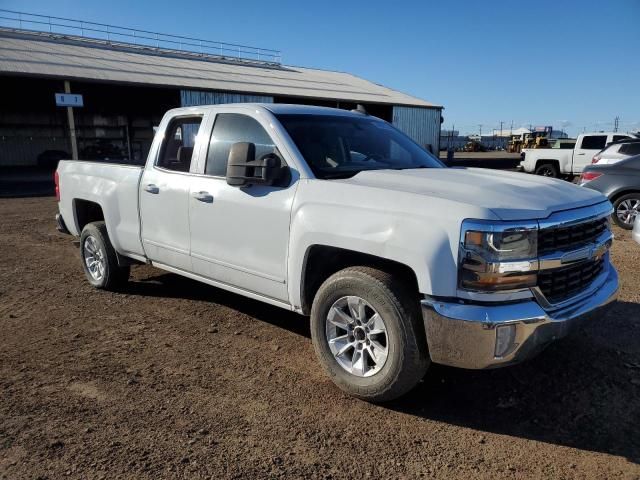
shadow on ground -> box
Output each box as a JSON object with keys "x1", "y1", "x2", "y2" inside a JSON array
[
  {"x1": 126, "y1": 272, "x2": 310, "y2": 338},
  {"x1": 126, "y1": 273, "x2": 640, "y2": 463},
  {"x1": 391, "y1": 299, "x2": 640, "y2": 464}
]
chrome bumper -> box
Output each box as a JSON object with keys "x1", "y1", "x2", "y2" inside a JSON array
[{"x1": 421, "y1": 266, "x2": 618, "y2": 369}]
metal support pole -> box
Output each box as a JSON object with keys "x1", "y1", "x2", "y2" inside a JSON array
[
  {"x1": 125, "y1": 121, "x2": 132, "y2": 162},
  {"x1": 64, "y1": 80, "x2": 79, "y2": 160}
]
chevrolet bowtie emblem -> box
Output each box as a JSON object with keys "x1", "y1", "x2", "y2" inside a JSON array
[{"x1": 560, "y1": 239, "x2": 611, "y2": 265}]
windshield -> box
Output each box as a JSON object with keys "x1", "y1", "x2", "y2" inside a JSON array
[{"x1": 275, "y1": 114, "x2": 444, "y2": 179}]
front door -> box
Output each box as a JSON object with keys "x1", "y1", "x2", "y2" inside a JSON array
[
  {"x1": 139, "y1": 115, "x2": 205, "y2": 271},
  {"x1": 188, "y1": 111, "x2": 295, "y2": 302},
  {"x1": 573, "y1": 134, "x2": 608, "y2": 173}
]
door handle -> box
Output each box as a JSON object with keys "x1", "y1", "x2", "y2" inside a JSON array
[
  {"x1": 144, "y1": 184, "x2": 159, "y2": 194},
  {"x1": 577, "y1": 153, "x2": 585, "y2": 155},
  {"x1": 192, "y1": 191, "x2": 214, "y2": 203}
]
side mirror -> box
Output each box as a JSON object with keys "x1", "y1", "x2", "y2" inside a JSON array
[{"x1": 226, "y1": 142, "x2": 287, "y2": 187}]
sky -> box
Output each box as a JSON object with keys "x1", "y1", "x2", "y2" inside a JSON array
[{"x1": 3, "y1": 0, "x2": 640, "y2": 136}]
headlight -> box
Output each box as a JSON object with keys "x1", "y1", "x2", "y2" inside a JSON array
[{"x1": 459, "y1": 220, "x2": 538, "y2": 292}]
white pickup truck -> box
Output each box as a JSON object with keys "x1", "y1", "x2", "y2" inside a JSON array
[
  {"x1": 56, "y1": 104, "x2": 618, "y2": 402},
  {"x1": 520, "y1": 132, "x2": 634, "y2": 178}
]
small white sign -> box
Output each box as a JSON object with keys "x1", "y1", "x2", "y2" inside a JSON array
[{"x1": 55, "y1": 93, "x2": 84, "y2": 107}]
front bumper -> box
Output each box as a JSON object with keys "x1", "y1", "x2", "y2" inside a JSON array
[{"x1": 421, "y1": 266, "x2": 618, "y2": 369}]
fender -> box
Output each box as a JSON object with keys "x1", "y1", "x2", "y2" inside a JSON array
[{"x1": 286, "y1": 182, "x2": 470, "y2": 310}]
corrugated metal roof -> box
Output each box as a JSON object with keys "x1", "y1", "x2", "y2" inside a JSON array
[{"x1": 0, "y1": 31, "x2": 440, "y2": 108}]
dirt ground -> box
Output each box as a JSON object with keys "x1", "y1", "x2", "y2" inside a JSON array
[{"x1": 1, "y1": 197, "x2": 640, "y2": 479}]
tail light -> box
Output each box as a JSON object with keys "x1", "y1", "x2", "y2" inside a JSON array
[
  {"x1": 579, "y1": 171, "x2": 603, "y2": 184},
  {"x1": 54, "y1": 170, "x2": 60, "y2": 201},
  {"x1": 592, "y1": 155, "x2": 601, "y2": 164}
]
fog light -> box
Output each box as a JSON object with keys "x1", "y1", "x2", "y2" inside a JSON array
[{"x1": 495, "y1": 324, "x2": 517, "y2": 358}]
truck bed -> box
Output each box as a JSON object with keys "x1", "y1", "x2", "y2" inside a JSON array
[{"x1": 57, "y1": 160, "x2": 146, "y2": 259}]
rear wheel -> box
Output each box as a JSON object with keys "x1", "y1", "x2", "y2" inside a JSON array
[
  {"x1": 80, "y1": 221, "x2": 130, "y2": 290},
  {"x1": 310, "y1": 266, "x2": 429, "y2": 402},
  {"x1": 535, "y1": 162, "x2": 558, "y2": 178},
  {"x1": 613, "y1": 194, "x2": 640, "y2": 229}
]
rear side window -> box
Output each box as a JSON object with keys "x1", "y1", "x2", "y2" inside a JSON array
[
  {"x1": 157, "y1": 116, "x2": 202, "y2": 172},
  {"x1": 613, "y1": 135, "x2": 630, "y2": 143},
  {"x1": 620, "y1": 143, "x2": 640, "y2": 155},
  {"x1": 580, "y1": 135, "x2": 607, "y2": 150},
  {"x1": 205, "y1": 113, "x2": 276, "y2": 177}
]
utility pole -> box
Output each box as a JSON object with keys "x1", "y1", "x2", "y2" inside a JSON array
[
  {"x1": 510, "y1": 120, "x2": 513, "y2": 136},
  {"x1": 614, "y1": 116, "x2": 619, "y2": 132},
  {"x1": 478, "y1": 124, "x2": 482, "y2": 137}
]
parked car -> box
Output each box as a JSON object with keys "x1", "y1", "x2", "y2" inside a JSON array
[
  {"x1": 80, "y1": 140, "x2": 128, "y2": 162},
  {"x1": 592, "y1": 138, "x2": 640, "y2": 165},
  {"x1": 37, "y1": 149, "x2": 70, "y2": 170},
  {"x1": 520, "y1": 132, "x2": 635, "y2": 178},
  {"x1": 580, "y1": 154, "x2": 640, "y2": 229},
  {"x1": 55, "y1": 104, "x2": 618, "y2": 402}
]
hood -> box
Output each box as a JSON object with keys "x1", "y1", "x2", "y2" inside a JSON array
[{"x1": 339, "y1": 167, "x2": 607, "y2": 221}]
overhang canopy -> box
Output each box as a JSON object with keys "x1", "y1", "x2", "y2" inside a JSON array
[{"x1": 0, "y1": 31, "x2": 440, "y2": 108}]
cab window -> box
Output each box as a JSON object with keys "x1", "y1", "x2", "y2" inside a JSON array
[
  {"x1": 580, "y1": 135, "x2": 607, "y2": 150},
  {"x1": 157, "y1": 116, "x2": 202, "y2": 172},
  {"x1": 205, "y1": 114, "x2": 276, "y2": 177}
]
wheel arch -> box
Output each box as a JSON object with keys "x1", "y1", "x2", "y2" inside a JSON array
[
  {"x1": 299, "y1": 245, "x2": 420, "y2": 315},
  {"x1": 609, "y1": 189, "x2": 640, "y2": 204},
  {"x1": 535, "y1": 159, "x2": 560, "y2": 171},
  {"x1": 73, "y1": 198, "x2": 105, "y2": 233}
]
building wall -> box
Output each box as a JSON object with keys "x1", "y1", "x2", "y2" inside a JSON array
[
  {"x1": 180, "y1": 90, "x2": 273, "y2": 107},
  {"x1": 181, "y1": 92, "x2": 442, "y2": 155},
  {"x1": 392, "y1": 106, "x2": 442, "y2": 153}
]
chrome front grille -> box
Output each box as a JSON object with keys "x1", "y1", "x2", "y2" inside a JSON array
[
  {"x1": 538, "y1": 256, "x2": 606, "y2": 304},
  {"x1": 534, "y1": 204, "x2": 613, "y2": 306},
  {"x1": 538, "y1": 217, "x2": 609, "y2": 256}
]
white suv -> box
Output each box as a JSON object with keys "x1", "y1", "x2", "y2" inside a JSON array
[{"x1": 592, "y1": 138, "x2": 640, "y2": 165}]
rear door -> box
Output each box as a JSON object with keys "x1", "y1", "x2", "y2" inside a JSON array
[
  {"x1": 139, "y1": 113, "x2": 207, "y2": 271},
  {"x1": 573, "y1": 135, "x2": 608, "y2": 173},
  {"x1": 188, "y1": 109, "x2": 296, "y2": 302}
]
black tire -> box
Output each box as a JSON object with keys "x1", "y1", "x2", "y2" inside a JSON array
[
  {"x1": 79, "y1": 221, "x2": 130, "y2": 290},
  {"x1": 612, "y1": 193, "x2": 640, "y2": 230},
  {"x1": 310, "y1": 266, "x2": 429, "y2": 402},
  {"x1": 535, "y1": 162, "x2": 558, "y2": 178}
]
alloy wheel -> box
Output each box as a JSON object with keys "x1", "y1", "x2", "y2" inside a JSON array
[
  {"x1": 325, "y1": 296, "x2": 389, "y2": 377},
  {"x1": 83, "y1": 235, "x2": 106, "y2": 281},
  {"x1": 616, "y1": 198, "x2": 640, "y2": 227}
]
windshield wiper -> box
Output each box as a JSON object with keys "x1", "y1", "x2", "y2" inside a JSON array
[{"x1": 319, "y1": 171, "x2": 361, "y2": 179}]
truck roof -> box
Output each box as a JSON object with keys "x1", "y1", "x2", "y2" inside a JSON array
[
  {"x1": 167, "y1": 103, "x2": 372, "y2": 118},
  {"x1": 581, "y1": 131, "x2": 633, "y2": 136}
]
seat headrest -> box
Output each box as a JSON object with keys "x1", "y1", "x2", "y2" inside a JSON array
[{"x1": 177, "y1": 146, "x2": 193, "y2": 164}]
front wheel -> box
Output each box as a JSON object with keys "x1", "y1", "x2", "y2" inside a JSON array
[
  {"x1": 535, "y1": 163, "x2": 558, "y2": 178},
  {"x1": 613, "y1": 194, "x2": 640, "y2": 230},
  {"x1": 80, "y1": 221, "x2": 130, "y2": 290},
  {"x1": 310, "y1": 267, "x2": 429, "y2": 402}
]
